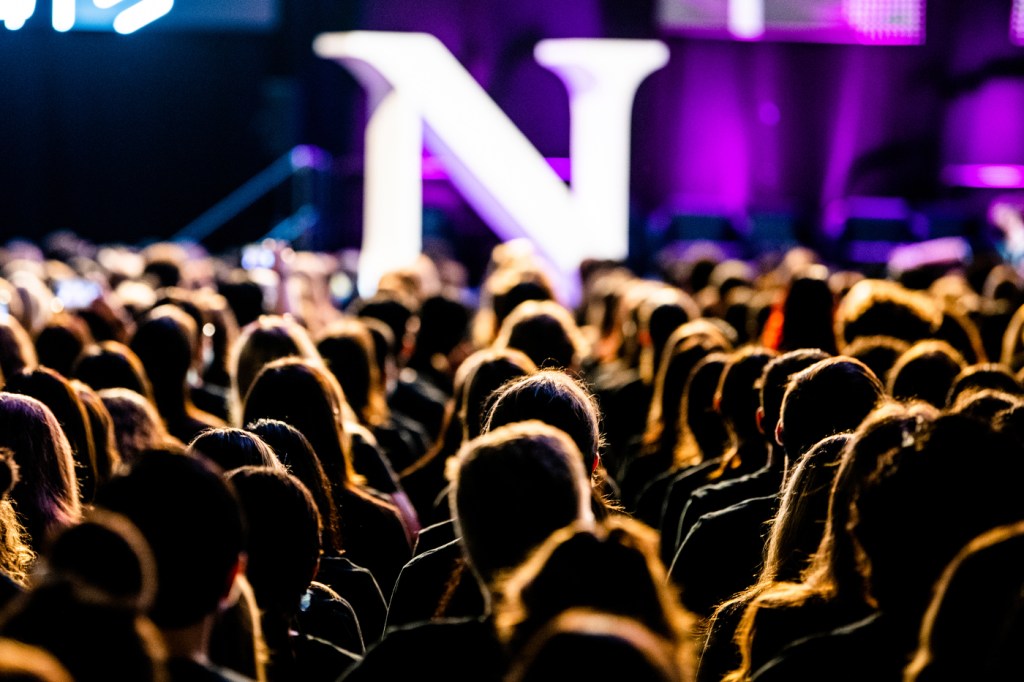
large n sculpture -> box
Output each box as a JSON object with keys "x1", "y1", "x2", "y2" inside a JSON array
[{"x1": 314, "y1": 31, "x2": 668, "y2": 299}]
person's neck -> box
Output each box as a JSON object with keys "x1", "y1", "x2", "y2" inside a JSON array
[{"x1": 161, "y1": 615, "x2": 215, "y2": 665}]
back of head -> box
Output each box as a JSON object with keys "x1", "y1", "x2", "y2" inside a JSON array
[
  {"x1": 835, "y1": 279, "x2": 941, "y2": 349},
  {"x1": 0, "y1": 315, "x2": 37, "y2": 383},
  {"x1": 888, "y1": 340, "x2": 966, "y2": 407},
  {"x1": 231, "y1": 315, "x2": 319, "y2": 413},
  {"x1": 506, "y1": 610, "x2": 686, "y2": 682},
  {"x1": 98, "y1": 388, "x2": 178, "y2": 465},
  {"x1": 457, "y1": 348, "x2": 536, "y2": 441},
  {"x1": 716, "y1": 347, "x2": 778, "y2": 444},
  {"x1": 906, "y1": 521, "x2": 1024, "y2": 682},
  {"x1": 449, "y1": 421, "x2": 593, "y2": 586},
  {"x1": 34, "y1": 316, "x2": 92, "y2": 379},
  {"x1": 778, "y1": 357, "x2": 883, "y2": 458},
  {"x1": 0, "y1": 393, "x2": 80, "y2": 547},
  {"x1": 843, "y1": 335, "x2": 910, "y2": 382},
  {"x1": 241, "y1": 358, "x2": 355, "y2": 487},
  {"x1": 350, "y1": 294, "x2": 415, "y2": 355},
  {"x1": 779, "y1": 271, "x2": 838, "y2": 354},
  {"x1": 94, "y1": 449, "x2": 245, "y2": 629},
  {"x1": 484, "y1": 370, "x2": 601, "y2": 473},
  {"x1": 678, "y1": 353, "x2": 730, "y2": 466},
  {"x1": 948, "y1": 363, "x2": 1022, "y2": 406},
  {"x1": 495, "y1": 300, "x2": 586, "y2": 372},
  {"x1": 129, "y1": 306, "x2": 196, "y2": 395},
  {"x1": 188, "y1": 427, "x2": 281, "y2": 473},
  {"x1": 73, "y1": 341, "x2": 154, "y2": 402},
  {"x1": 227, "y1": 467, "x2": 321, "y2": 616},
  {"x1": 411, "y1": 294, "x2": 471, "y2": 360},
  {"x1": 315, "y1": 318, "x2": 386, "y2": 427},
  {"x1": 759, "y1": 349, "x2": 832, "y2": 447}
]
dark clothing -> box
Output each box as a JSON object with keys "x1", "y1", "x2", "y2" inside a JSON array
[
  {"x1": 669, "y1": 494, "x2": 778, "y2": 617},
  {"x1": 297, "y1": 582, "x2": 365, "y2": 655},
  {"x1": 632, "y1": 466, "x2": 688, "y2": 529},
  {"x1": 316, "y1": 556, "x2": 387, "y2": 645},
  {"x1": 389, "y1": 371, "x2": 449, "y2": 445},
  {"x1": 0, "y1": 571, "x2": 21, "y2": 612},
  {"x1": 335, "y1": 485, "x2": 413, "y2": 595},
  {"x1": 413, "y1": 518, "x2": 458, "y2": 557},
  {"x1": 617, "y1": 439, "x2": 674, "y2": 512},
  {"x1": 590, "y1": 365, "x2": 651, "y2": 483},
  {"x1": 266, "y1": 633, "x2": 360, "y2": 682},
  {"x1": 386, "y1": 539, "x2": 486, "y2": 630},
  {"x1": 340, "y1": 617, "x2": 505, "y2": 682},
  {"x1": 349, "y1": 429, "x2": 401, "y2": 495},
  {"x1": 697, "y1": 598, "x2": 747, "y2": 682},
  {"x1": 752, "y1": 613, "x2": 907, "y2": 682},
  {"x1": 658, "y1": 458, "x2": 725, "y2": 557},
  {"x1": 373, "y1": 416, "x2": 430, "y2": 475},
  {"x1": 166, "y1": 659, "x2": 253, "y2": 682}
]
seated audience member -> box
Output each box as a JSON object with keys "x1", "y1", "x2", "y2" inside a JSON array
[
  {"x1": 946, "y1": 362, "x2": 1023, "y2": 405},
  {"x1": 495, "y1": 517, "x2": 696, "y2": 682},
  {"x1": 95, "y1": 449, "x2": 251, "y2": 682},
  {"x1": 493, "y1": 299, "x2": 588, "y2": 373},
  {"x1": 833, "y1": 279, "x2": 942, "y2": 350},
  {"x1": 247, "y1": 418, "x2": 387, "y2": 644},
  {"x1": 0, "y1": 510, "x2": 167, "y2": 681},
  {"x1": 343, "y1": 420, "x2": 595, "y2": 682},
  {"x1": 0, "y1": 449, "x2": 32, "y2": 609},
  {"x1": 242, "y1": 358, "x2": 412, "y2": 593},
  {"x1": 73, "y1": 340, "x2": 156, "y2": 403},
  {"x1": 72, "y1": 381, "x2": 122, "y2": 495},
  {"x1": 187, "y1": 427, "x2": 282, "y2": 473},
  {"x1": 0, "y1": 394, "x2": 81, "y2": 550},
  {"x1": 0, "y1": 315, "x2": 36, "y2": 383},
  {"x1": 842, "y1": 335, "x2": 910, "y2": 384},
  {"x1": 905, "y1": 521, "x2": 1024, "y2": 682},
  {"x1": 886, "y1": 340, "x2": 966, "y2": 408},
  {"x1": 33, "y1": 314, "x2": 93, "y2": 380},
  {"x1": 751, "y1": 415, "x2": 1024, "y2": 681},
  {"x1": 404, "y1": 293, "x2": 472, "y2": 396},
  {"x1": 99, "y1": 387, "x2": 183, "y2": 464},
  {"x1": 130, "y1": 306, "x2": 225, "y2": 442},
  {"x1": 227, "y1": 467, "x2": 361, "y2": 681}
]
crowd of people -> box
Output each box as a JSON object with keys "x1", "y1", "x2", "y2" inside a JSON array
[{"x1": 0, "y1": 230, "x2": 1022, "y2": 681}]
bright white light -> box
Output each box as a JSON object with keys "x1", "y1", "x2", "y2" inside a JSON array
[
  {"x1": 93, "y1": 0, "x2": 124, "y2": 8},
  {"x1": 51, "y1": 0, "x2": 74, "y2": 31},
  {"x1": 2, "y1": 0, "x2": 37, "y2": 31},
  {"x1": 314, "y1": 32, "x2": 667, "y2": 301},
  {"x1": 113, "y1": 0, "x2": 172, "y2": 34},
  {"x1": 728, "y1": 0, "x2": 765, "y2": 40}
]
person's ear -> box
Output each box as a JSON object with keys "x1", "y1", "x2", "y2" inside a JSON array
[
  {"x1": 775, "y1": 421, "x2": 785, "y2": 447},
  {"x1": 219, "y1": 553, "x2": 247, "y2": 610},
  {"x1": 756, "y1": 407, "x2": 766, "y2": 435}
]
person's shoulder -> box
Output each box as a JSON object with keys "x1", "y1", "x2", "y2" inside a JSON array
[{"x1": 166, "y1": 658, "x2": 254, "y2": 682}]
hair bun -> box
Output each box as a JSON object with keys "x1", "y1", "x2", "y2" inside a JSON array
[{"x1": 0, "y1": 448, "x2": 19, "y2": 498}]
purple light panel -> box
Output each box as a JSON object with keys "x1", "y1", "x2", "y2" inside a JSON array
[
  {"x1": 658, "y1": 0, "x2": 924, "y2": 44},
  {"x1": 1013, "y1": 0, "x2": 1024, "y2": 44}
]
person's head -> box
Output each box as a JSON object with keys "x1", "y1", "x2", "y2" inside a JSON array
[
  {"x1": 676, "y1": 353, "x2": 730, "y2": 467},
  {"x1": 496, "y1": 516, "x2": 695, "y2": 678},
  {"x1": 842, "y1": 335, "x2": 910, "y2": 383},
  {"x1": 850, "y1": 415, "x2": 1024, "y2": 617},
  {"x1": 129, "y1": 306, "x2": 197, "y2": 406},
  {"x1": 505, "y1": 609, "x2": 689, "y2": 682},
  {"x1": 0, "y1": 511, "x2": 165, "y2": 682},
  {"x1": 834, "y1": 279, "x2": 942, "y2": 350},
  {"x1": 188, "y1": 428, "x2": 281, "y2": 473},
  {"x1": 95, "y1": 448, "x2": 246, "y2": 630},
  {"x1": 315, "y1": 317, "x2": 388, "y2": 428},
  {"x1": 226, "y1": 467, "x2": 321, "y2": 618},
  {"x1": 70, "y1": 380, "x2": 121, "y2": 495},
  {"x1": 34, "y1": 314, "x2": 93, "y2": 379},
  {"x1": 408, "y1": 294, "x2": 471, "y2": 368},
  {"x1": 947, "y1": 363, "x2": 1022, "y2": 406},
  {"x1": 778, "y1": 357, "x2": 884, "y2": 458},
  {"x1": 888, "y1": 340, "x2": 966, "y2": 407},
  {"x1": 72, "y1": 341, "x2": 155, "y2": 403},
  {"x1": 456, "y1": 348, "x2": 537, "y2": 442},
  {"x1": 230, "y1": 315, "x2": 320, "y2": 421},
  {"x1": 494, "y1": 300, "x2": 587, "y2": 373},
  {"x1": 351, "y1": 293, "x2": 417, "y2": 360},
  {"x1": 5, "y1": 367, "x2": 98, "y2": 502},
  {"x1": 0, "y1": 314, "x2": 37, "y2": 384},
  {"x1": 758, "y1": 349, "x2": 832, "y2": 448},
  {"x1": 448, "y1": 421, "x2": 594, "y2": 587},
  {"x1": 484, "y1": 370, "x2": 602, "y2": 474},
  {"x1": 949, "y1": 387, "x2": 1023, "y2": 423},
  {"x1": 779, "y1": 270, "x2": 838, "y2": 354},
  {"x1": 716, "y1": 347, "x2": 778, "y2": 448},
  {"x1": 98, "y1": 388, "x2": 181, "y2": 465},
  {"x1": 0, "y1": 448, "x2": 33, "y2": 587},
  {"x1": 246, "y1": 418, "x2": 342, "y2": 555},
  {"x1": 636, "y1": 287, "x2": 700, "y2": 385},
  {"x1": 242, "y1": 358, "x2": 357, "y2": 489},
  {"x1": 905, "y1": 521, "x2": 1024, "y2": 682},
  {"x1": 0, "y1": 394, "x2": 80, "y2": 548}
]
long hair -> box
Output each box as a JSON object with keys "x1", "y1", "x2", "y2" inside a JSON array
[
  {"x1": 316, "y1": 318, "x2": 389, "y2": 428},
  {"x1": 0, "y1": 393, "x2": 82, "y2": 548}
]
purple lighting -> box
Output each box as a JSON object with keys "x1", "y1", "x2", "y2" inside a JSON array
[
  {"x1": 421, "y1": 155, "x2": 571, "y2": 182},
  {"x1": 1013, "y1": 0, "x2": 1024, "y2": 45},
  {"x1": 843, "y1": 0, "x2": 924, "y2": 44},
  {"x1": 943, "y1": 164, "x2": 1024, "y2": 189}
]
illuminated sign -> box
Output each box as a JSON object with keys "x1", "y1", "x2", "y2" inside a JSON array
[{"x1": 315, "y1": 31, "x2": 668, "y2": 300}]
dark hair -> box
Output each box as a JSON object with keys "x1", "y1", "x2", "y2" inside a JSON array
[
  {"x1": 675, "y1": 353, "x2": 730, "y2": 467},
  {"x1": 778, "y1": 272, "x2": 837, "y2": 354},
  {"x1": 5, "y1": 368, "x2": 98, "y2": 503},
  {"x1": 242, "y1": 358, "x2": 358, "y2": 489},
  {"x1": 494, "y1": 300, "x2": 586, "y2": 371},
  {"x1": 34, "y1": 315, "x2": 93, "y2": 379},
  {"x1": 187, "y1": 427, "x2": 281, "y2": 472},
  {"x1": 95, "y1": 449, "x2": 245, "y2": 628},
  {"x1": 843, "y1": 335, "x2": 910, "y2": 382},
  {"x1": 246, "y1": 418, "x2": 343, "y2": 555},
  {"x1": 484, "y1": 371, "x2": 602, "y2": 474},
  {"x1": 834, "y1": 279, "x2": 941, "y2": 349},
  {"x1": 778, "y1": 357, "x2": 884, "y2": 458},
  {"x1": 449, "y1": 421, "x2": 592, "y2": 585},
  {"x1": 227, "y1": 467, "x2": 321, "y2": 615},
  {"x1": 758, "y1": 349, "x2": 832, "y2": 447},
  {"x1": 947, "y1": 363, "x2": 1022, "y2": 406},
  {"x1": 71, "y1": 381, "x2": 122, "y2": 494},
  {"x1": 712, "y1": 347, "x2": 777, "y2": 475},
  {"x1": 316, "y1": 318, "x2": 388, "y2": 428},
  {"x1": 459, "y1": 348, "x2": 536, "y2": 442},
  {"x1": 0, "y1": 393, "x2": 81, "y2": 547},
  {"x1": 0, "y1": 315, "x2": 36, "y2": 383},
  {"x1": 887, "y1": 340, "x2": 966, "y2": 407},
  {"x1": 72, "y1": 341, "x2": 155, "y2": 403},
  {"x1": 230, "y1": 315, "x2": 320, "y2": 421},
  {"x1": 98, "y1": 388, "x2": 181, "y2": 465}
]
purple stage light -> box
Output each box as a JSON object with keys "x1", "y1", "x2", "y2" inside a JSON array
[
  {"x1": 422, "y1": 155, "x2": 571, "y2": 182},
  {"x1": 943, "y1": 164, "x2": 1024, "y2": 189},
  {"x1": 1014, "y1": 0, "x2": 1024, "y2": 45}
]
